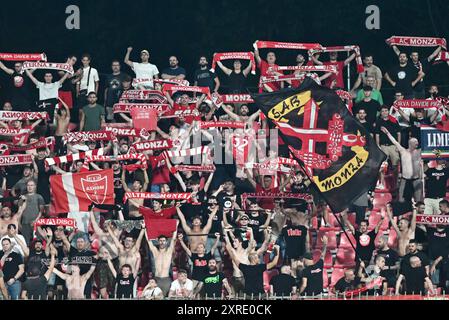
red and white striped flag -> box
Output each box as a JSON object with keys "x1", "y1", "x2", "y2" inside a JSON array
[{"x1": 50, "y1": 169, "x2": 114, "y2": 213}]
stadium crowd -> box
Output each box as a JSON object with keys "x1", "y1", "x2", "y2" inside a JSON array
[{"x1": 0, "y1": 39, "x2": 449, "y2": 300}]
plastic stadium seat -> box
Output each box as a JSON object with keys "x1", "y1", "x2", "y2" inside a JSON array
[
  {"x1": 334, "y1": 247, "x2": 356, "y2": 268},
  {"x1": 330, "y1": 267, "x2": 345, "y2": 288},
  {"x1": 339, "y1": 232, "x2": 356, "y2": 249},
  {"x1": 368, "y1": 211, "x2": 389, "y2": 231},
  {"x1": 387, "y1": 228, "x2": 398, "y2": 249},
  {"x1": 315, "y1": 230, "x2": 337, "y2": 250},
  {"x1": 346, "y1": 213, "x2": 356, "y2": 228},
  {"x1": 373, "y1": 192, "x2": 392, "y2": 208},
  {"x1": 312, "y1": 249, "x2": 333, "y2": 268},
  {"x1": 323, "y1": 270, "x2": 329, "y2": 288}
]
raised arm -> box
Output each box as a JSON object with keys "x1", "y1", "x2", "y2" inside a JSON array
[
  {"x1": 82, "y1": 265, "x2": 97, "y2": 282},
  {"x1": 320, "y1": 235, "x2": 328, "y2": 260},
  {"x1": 267, "y1": 245, "x2": 281, "y2": 270},
  {"x1": 167, "y1": 222, "x2": 179, "y2": 254},
  {"x1": 396, "y1": 107, "x2": 411, "y2": 123},
  {"x1": 0, "y1": 61, "x2": 14, "y2": 75},
  {"x1": 216, "y1": 61, "x2": 232, "y2": 76},
  {"x1": 203, "y1": 206, "x2": 218, "y2": 234},
  {"x1": 340, "y1": 209, "x2": 355, "y2": 234},
  {"x1": 133, "y1": 227, "x2": 146, "y2": 252},
  {"x1": 25, "y1": 69, "x2": 40, "y2": 86},
  {"x1": 175, "y1": 204, "x2": 192, "y2": 234},
  {"x1": 427, "y1": 45, "x2": 442, "y2": 62},
  {"x1": 380, "y1": 126, "x2": 404, "y2": 152},
  {"x1": 52, "y1": 268, "x2": 68, "y2": 281},
  {"x1": 177, "y1": 233, "x2": 192, "y2": 257},
  {"x1": 121, "y1": 169, "x2": 131, "y2": 192},
  {"x1": 242, "y1": 60, "x2": 252, "y2": 77},
  {"x1": 386, "y1": 204, "x2": 401, "y2": 236},
  {"x1": 106, "y1": 255, "x2": 118, "y2": 278},
  {"x1": 124, "y1": 47, "x2": 134, "y2": 68},
  {"x1": 108, "y1": 224, "x2": 124, "y2": 252},
  {"x1": 222, "y1": 105, "x2": 240, "y2": 121},
  {"x1": 253, "y1": 41, "x2": 262, "y2": 65},
  {"x1": 391, "y1": 45, "x2": 401, "y2": 57},
  {"x1": 344, "y1": 52, "x2": 357, "y2": 66},
  {"x1": 44, "y1": 245, "x2": 57, "y2": 281},
  {"x1": 410, "y1": 207, "x2": 417, "y2": 233},
  {"x1": 374, "y1": 214, "x2": 385, "y2": 234}
]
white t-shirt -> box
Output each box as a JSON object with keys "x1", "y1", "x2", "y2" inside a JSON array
[
  {"x1": 132, "y1": 62, "x2": 159, "y2": 80},
  {"x1": 143, "y1": 287, "x2": 163, "y2": 299},
  {"x1": 0, "y1": 235, "x2": 27, "y2": 257},
  {"x1": 80, "y1": 67, "x2": 100, "y2": 93},
  {"x1": 37, "y1": 82, "x2": 61, "y2": 101},
  {"x1": 169, "y1": 279, "x2": 193, "y2": 297}
]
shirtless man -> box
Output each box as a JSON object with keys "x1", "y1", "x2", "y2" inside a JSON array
[
  {"x1": 108, "y1": 225, "x2": 145, "y2": 275},
  {"x1": 54, "y1": 97, "x2": 71, "y2": 155},
  {"x1": 0, "y1": 198, "x2": 26, "y2": 237},
  {"x1": 223, "y1": 226, "x2": 269, "y2": 296},
  {"x1": 176, "y1": 202, "x2": 217, "y2": 253},
  {"x1": 89, "y1": 211, "x2": 121, "y2": 298},
  {"x1": 221, "y1": 104, "x2": 260, "y2": 126},
  {"x1": 387, "y1": 204, "x2": 416, "y2": 257},
  {"x1": 121, "y1": 170, "x2": 149, "y2": 219},
  {"x1": 145, "y1": 225, "x2": 178, "y2": 297},
  {"x1": 52, "y1": 263, "x2": 96, "y2": 299}
]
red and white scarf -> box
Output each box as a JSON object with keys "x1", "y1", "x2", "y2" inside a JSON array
[
  {"x1": 211, "y1": 52, "x2": 256, "y2": 74},
  {"x1": 268, "y1": 65, "x2": 338, "y2": 73},
  {"x1": 34, "y1": 218, "x2": 76, "y2": 228},
  {"x1": 232, "y1": 134, "x2": 253, "y2": 166},
  {"x1": 63, "y1": 130, "x2": 117, "y2": 144},
  {"x1": 335, "y1": 90, "x2": 354, "y2": 112},
  {"x1": 0, "y1": 53, "x2": 47, "y2": 61},
  {"x1": 164, "y1": 146, "x2": 210, "y2": 158},
  {"x1": 221, "y1": 94, "x2": 254, "y2": 104},
  {"x1": 0, "y1": 128, "x2": 31, "y2": 136},
  {"x1": 393, "y1": 99, "x2": 442, "y2": 109},
  {"x1": 21, "y1": 62, "x2": 74, "y2": 75},
  {"x1": 416, "y1": 214, "x2": 449, "y2": 225},
  {"x1": 0, "y1": 154, "x2": 33, "y2": 166},
  {"x1": 0, "y1": 137, "x2": 55, "y2": 154},
  {"x1": 153, "y1": 78, "x2": 190, "y2": 87},
  {"x1": 308, "y1": 45, "x2": 364, "y2": 73},
  {"x1": 104, "y1": 125, "x2": 150, "y2": 139},
  {"x1": 119, "y1": 90, "x2": 166, "y2": 103},
  {"x1": 434, "y1": 51, "x2": 449, "y2": 62},
  {"x1": 386, "y1": 36, "x2": 447, "y2": 50},
  {"x1": 45, "y1": 148, "x2": 104, "y2": 167},
  {"x1": 82, "y1": 153, "x2": 147, "y2": 171},
  {"x1": 198, "y1": 121, "x2": 246, "y2": 129},
  {"x1": 0, "y1": 111, "x2": 49, "y2": 121},
  {"x1": 162, "y1": 84, "x2": 211, "y2": 99},
  {"x1": 255, "y1": 40, "x2": 322, "y2": 51},
  {"x1": 113, "y1": 103, "x2": 170, "y2": 114},
  {"x1": 175, "y1": 164, "x2": 215, "y2": 172},
  {"x1": 244, "y1": 162, "x2": 293, "y2": 174},
  {"x1": 124, "y1": 192, "x2": 192, "y2": 202},
  {"x1": 130, "y1": 139, "x2": 174, "y2": 152}
]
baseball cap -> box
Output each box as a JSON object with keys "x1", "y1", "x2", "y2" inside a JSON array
[
  {"x1": 141, "y1": 50, "x2": 150, "y2": 55},
  {"x1": 303, "y1": 252, "x2": 313, "y2": 260}
]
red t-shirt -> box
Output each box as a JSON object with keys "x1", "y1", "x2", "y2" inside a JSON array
[
  {"x1": 255, "y1": 184, "x2": 279, "y2": 210},
  {"x1": 323, "y1": 60, "x2": 345, "y2": 89},
  {"x1": 139, "y1": 206, "x2": 176, "y2": 220},
  {"x1": 148, "y1": 155, "x2": 171, "y2": 185},
  {"x1": 173, "y1": 103, "x2": 200, "y2": 124},
  {"x1": 9, "y1": 124, "x2": 32, "y2": 145},
  {"x1": 259, "y1": 60, "x2": 283, "y2": 92}
]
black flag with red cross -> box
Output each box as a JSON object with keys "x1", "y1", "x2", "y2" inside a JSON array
[{"x1": 252, "y1": 78, "x2": 386, "y2": 212}]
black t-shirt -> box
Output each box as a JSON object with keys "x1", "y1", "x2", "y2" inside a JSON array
[
  {"x1": 69, "y1": 247, "x2": 97, "y2": 274},
  {"x1": 425, "y1": 167, "x2": 449, "y2": 199},
  {"x1": 388, "y1": 63, "x2": 418, "y2": 96},
  {"x1": 403, "y1": 266, "x2": 427, "y2": 294},
  {"x1": 412, "y1": 60, "x2": 429, "y2": 92},
  {"x1": 227, "y1": 71, "x2": 247, "y2": 94},
  {"x1": 359, "y1": 120, "x2": 374, "y2": 134},
  {"x1": 408, "y1": 116, "x2": 431, "y2": 144},
  {"x1": 0, "y1": 251, "x2": 23, "y2": 281},
  {"x1": 113, "y1": 170, "x2": 124, "y2": 204},
  {"x1": 247, "y1": 212, "x2": 265, "y2": 243},
  {"x1": 239, "y1": 263, "x2": 267, "y2": 295},
  {"x1": 427, "y1": 227, "x2": 449, "y2": 261},
  {"x1": 105, "y1": 73, "x2": 127, "y2": 107},
  {"x1": 9, "y1": 71, "x2": 31, "y2": 110},
  {"x1": 194, "y1": 68, "x2": 217, "y2": 92},
  {"x1": 282, "y1": 225, "x2": 308, "y2": 259},
  {"x1": 191, "y1": 253, "x2": 211, "y2": 281},
  {"x1": 375, "y1": 118, "x2": 401, "y2": 145},
  {"x1": 161, "y1": 66, "x2": 186, "y2": 78},
  {"x1": 270, "y1": 273, "x2": 296, "y2": 296},
  {"x1": 376, "y1": 248, "x2": 399, "y2": 278},
  {"x1": 302, "y1": 259, "x2": 324, "y2": 296},
  {"x1": 353, "y1": 99, "x2": 381, "y2": 127},
  {"x1": 116, "y1": 274, "x2": 135, "y2": 299},
  {"x1": 202, "y1": 271, "x2": 225, "y2": 298},
  {"x1": 355, "y1": 230, "x2": 377, "y2": 262},
  {"x1": 23, "y1": 275, "x2": 48, "y2": 299},
  {"x1": 401, "y1": 251, "x2": 430, "y2": 274},
  {"x1": 334, "y1": 277, "x2": 361, "y2": 293},
  {"x1": 26, "y1": 251, "x2": 48, "y2": 275}
]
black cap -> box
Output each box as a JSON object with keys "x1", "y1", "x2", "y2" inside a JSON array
[
  {"x1": 303, "y1": 252, "x2": 313, "y2": 260},
  {"x1": 362, "y1": 85, "x2": 373, "y2": 91}
]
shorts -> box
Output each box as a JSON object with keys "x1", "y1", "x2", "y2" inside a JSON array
[
  {"x1": 424, "y1": 198, "x2": 443, "y2": 215},
  {"x1": 380, "y1": 145, "x2": 400, "y2": 167},
  {"x1": 97, "y1": 259, "x2": 118, "y2": 289}
]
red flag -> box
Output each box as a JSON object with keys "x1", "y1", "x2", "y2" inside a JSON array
[
  {"x1": 131, "y1": 108, "x2": 158, "y2": 131},
  {"x1": 50, "y1": 169, "x2": 114, "y2": 213},
  {"x1": 232, "y1": 135, "x2": 253, "y2": 166},
  {"x1": 145, "y1": 219, "x2": 178, "y2": 239}
]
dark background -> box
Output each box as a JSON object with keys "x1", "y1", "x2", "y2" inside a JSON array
[{"x1": 1, "y1": 0, "x2": 449, "y2": 103}]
